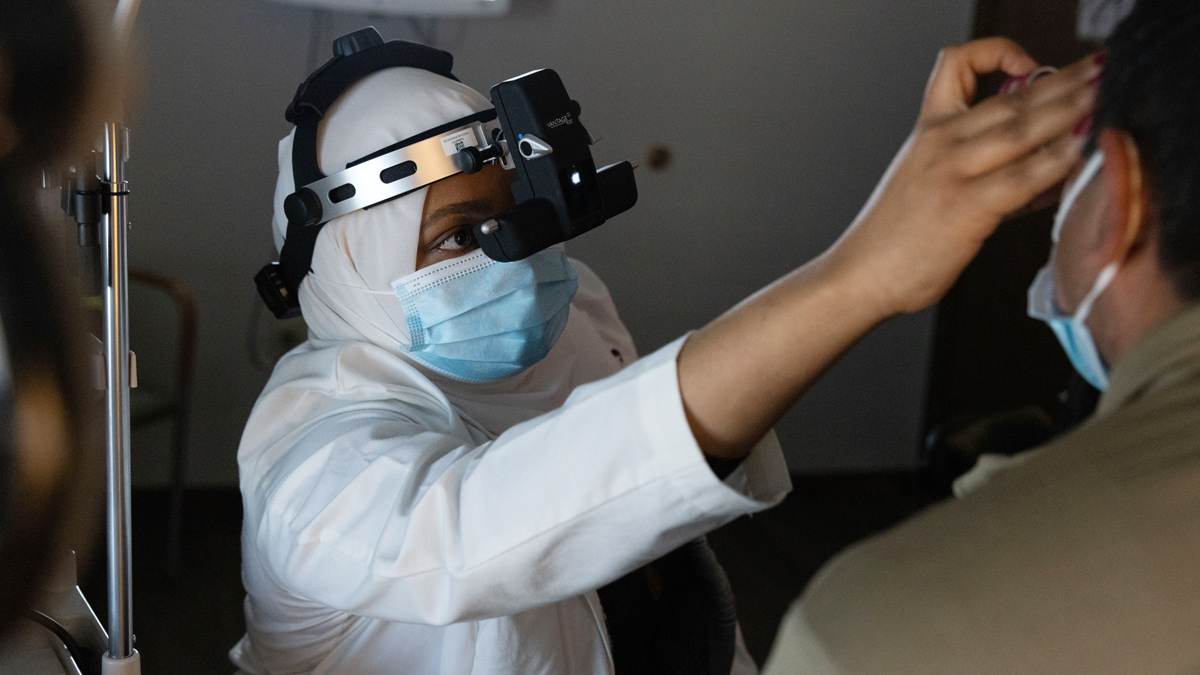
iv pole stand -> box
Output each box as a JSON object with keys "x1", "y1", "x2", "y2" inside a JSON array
[
  {"x1": 102, "y1": 1, "x2": 143, "y2": 673},
  {"x1": 100, "y1": 120, "x2": 138, "y2": 674}
]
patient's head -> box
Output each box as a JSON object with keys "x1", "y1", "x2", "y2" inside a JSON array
[
  {"x1": 1049, "y1": 0, "x2": 1200, "y2": 365},
  {"x1": 1093, "y1": 0, "x2": 1200, "y2": 300}
]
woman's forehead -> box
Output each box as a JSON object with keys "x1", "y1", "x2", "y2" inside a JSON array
[{"x1": 420, "y1": 166, "x2": 515, "y2": 229}]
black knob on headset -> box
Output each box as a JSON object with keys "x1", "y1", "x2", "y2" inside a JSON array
[
  {"x1": 456, "y1": 145, "x2": 504, "y2": 175},
  {"x1": 284, "y1": 188, "x2": 323, "y2": 227},
  {"x1": 334, "y1": 27, "x2": 384, "y2": 58}
]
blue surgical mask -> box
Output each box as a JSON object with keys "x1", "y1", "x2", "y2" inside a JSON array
[
  {"x1": 1027, "y1": 150, "x2": 1116, "y2": 390},
  {"x1": 392, "y1": 248, "x2": 579, "y2": 382}
]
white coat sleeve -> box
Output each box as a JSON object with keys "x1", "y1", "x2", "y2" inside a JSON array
[{"x1": 248, "y1": 336, "x2": 791, "y2": 626}]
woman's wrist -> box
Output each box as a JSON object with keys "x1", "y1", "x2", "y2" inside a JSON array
[{"x1": 794, "y1": 248, "x2": 898, "y2": 332}]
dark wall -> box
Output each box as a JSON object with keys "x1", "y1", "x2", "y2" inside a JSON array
[
  {"x1": 122, "y1": 0, "x2": 977, "y2": 486},
  {"x1": 925, "y1": 0, "x2": 1099, "y2": 437}
]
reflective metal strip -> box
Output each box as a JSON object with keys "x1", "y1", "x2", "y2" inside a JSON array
[{"x1": 304, "y1": 119, "x2": 502, "y2": 225}]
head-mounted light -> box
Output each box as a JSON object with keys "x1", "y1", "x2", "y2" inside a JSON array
[{"x1": 256, "y1": 27, "x2": 638, "y2": 319}]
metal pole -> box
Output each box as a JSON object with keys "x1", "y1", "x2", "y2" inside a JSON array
[
  {"x1": 98, "y1": 2, "x2": 144, "y2": 672},
  {"x1": 102, "y1": 121, "x2": 134, "y2": 662}
]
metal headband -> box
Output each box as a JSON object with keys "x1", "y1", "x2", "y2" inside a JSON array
[{"x1": 300, "y1": 115, "x2": 504, "y2": 226}]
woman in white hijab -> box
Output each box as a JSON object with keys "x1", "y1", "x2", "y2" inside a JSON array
[{"x1": 231, "y1": 35, "x2": 1098, "y2": 675}]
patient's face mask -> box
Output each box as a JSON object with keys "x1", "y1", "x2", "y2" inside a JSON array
[
  {"x1": 393, "y1": 248, "x2": 579, "y2": 382},
  {"x1": 1027, "y1": 150, "x2": 1116, "y2": 390}
]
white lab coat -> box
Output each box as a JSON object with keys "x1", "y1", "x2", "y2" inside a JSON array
[{"x1": 230, "y1": 261, "x2": 791, "y2": 674}]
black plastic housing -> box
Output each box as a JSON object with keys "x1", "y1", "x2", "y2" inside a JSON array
[
  {"x1": 475, "y1": 69, "x2": 638, "y2": 262},
  {"x1": 255, "y1": 263, "x2": 301, "y2": 319}
]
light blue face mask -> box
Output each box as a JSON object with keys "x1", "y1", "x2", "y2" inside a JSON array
[
  {"x1": 1027, "y1": 150, "x2": 1116, "y2": 390},
  {"x1": 392, "y1": 247, "x2": 579, "y2": 382}
]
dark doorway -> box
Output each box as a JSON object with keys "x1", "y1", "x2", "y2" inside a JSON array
[{"x1": 923, "y1": 0, "x2": 1101, "y2": 445}]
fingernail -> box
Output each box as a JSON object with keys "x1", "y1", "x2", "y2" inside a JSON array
[
  {"x1": 1074, "y1": 114, "x2": 1094, "y2": 137},
  {"x1": 1087, "y1": 51, "x2": 1107, "y2": 86}
]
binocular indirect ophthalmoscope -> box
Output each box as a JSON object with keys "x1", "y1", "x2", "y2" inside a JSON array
[{"x1": 256, "y1": 27, "x2": 638, "y2": 319}]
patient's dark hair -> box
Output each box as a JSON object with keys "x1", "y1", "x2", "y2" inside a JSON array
[{"x1": 1094, "y1": 0, "x2": 1200, "y2": 300}]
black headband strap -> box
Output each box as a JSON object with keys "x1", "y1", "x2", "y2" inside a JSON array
[
  {"x1": 278, "y1": 31, "x2": 466, "y2": 294},
  {"x1": 291, "y1": 120, "x2": 323, "y2": 189},
  {"x1": 285, "y1": 39, "x2": 458, "y2": 125}
]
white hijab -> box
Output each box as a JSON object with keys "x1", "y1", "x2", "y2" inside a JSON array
[
  {"x1": 272, "y1": 67, "x2": 492, "y2": 349},
  {"x1": 270, "y1": 66, "x2": 636, "y2": 434}
]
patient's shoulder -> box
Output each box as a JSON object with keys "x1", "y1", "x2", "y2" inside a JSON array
[{"x1": 795, "y1": 422, "x2": 1200, "y2": 672}]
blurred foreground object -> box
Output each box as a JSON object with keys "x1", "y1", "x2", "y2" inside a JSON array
[
  {"x1": 0, "y1": 0, "x2": 105, "y2": 639},
  {"x1": 1, "y1": 1, "x2": 147, "y2": 673}
]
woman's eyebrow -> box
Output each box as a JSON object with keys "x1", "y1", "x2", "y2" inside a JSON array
[{"x1": 421, "y1": 200, "x2": 493, "y2": 232}]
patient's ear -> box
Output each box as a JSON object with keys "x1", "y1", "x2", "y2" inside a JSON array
[{"x1": 1097, "y1": 129, "x2": 1151, "y2": 264}]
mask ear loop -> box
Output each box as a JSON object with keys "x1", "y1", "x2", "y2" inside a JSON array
[
  {"x1": 1063, "y1": 134, "x2": 1146, "y2": 314},
  {"x1": 1069, "y1": 260, "x2": 1120, "y2": 388},
  {"x1": 1062, "y1": 136, "x2": 1147, "y2": 385},
  {"x1": 1073, "y1": 261, "x2": 1120, "y2": 322},
  {"x1": 1053, "y1": 150, "x2": 1107, "y2": 243},
  {"x1": 306, "y1": 273, "x2": 394, "y2": 296}
]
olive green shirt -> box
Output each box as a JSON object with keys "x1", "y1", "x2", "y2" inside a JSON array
[{"x1": 764, "y1": 304, "x2": 1200, "y2": 675}]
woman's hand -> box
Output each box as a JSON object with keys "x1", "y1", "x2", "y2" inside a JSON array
[
  {"x1": 827, "y1": 38, "x2": 1100, "y2": 316},
  {"x1": 680, "y1": 38, "x2": 1100, "y2": 461}
]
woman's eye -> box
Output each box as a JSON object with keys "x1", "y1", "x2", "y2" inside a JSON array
[{"x1": 436, "y1": 228, "x2": 476, "y2": 252}]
